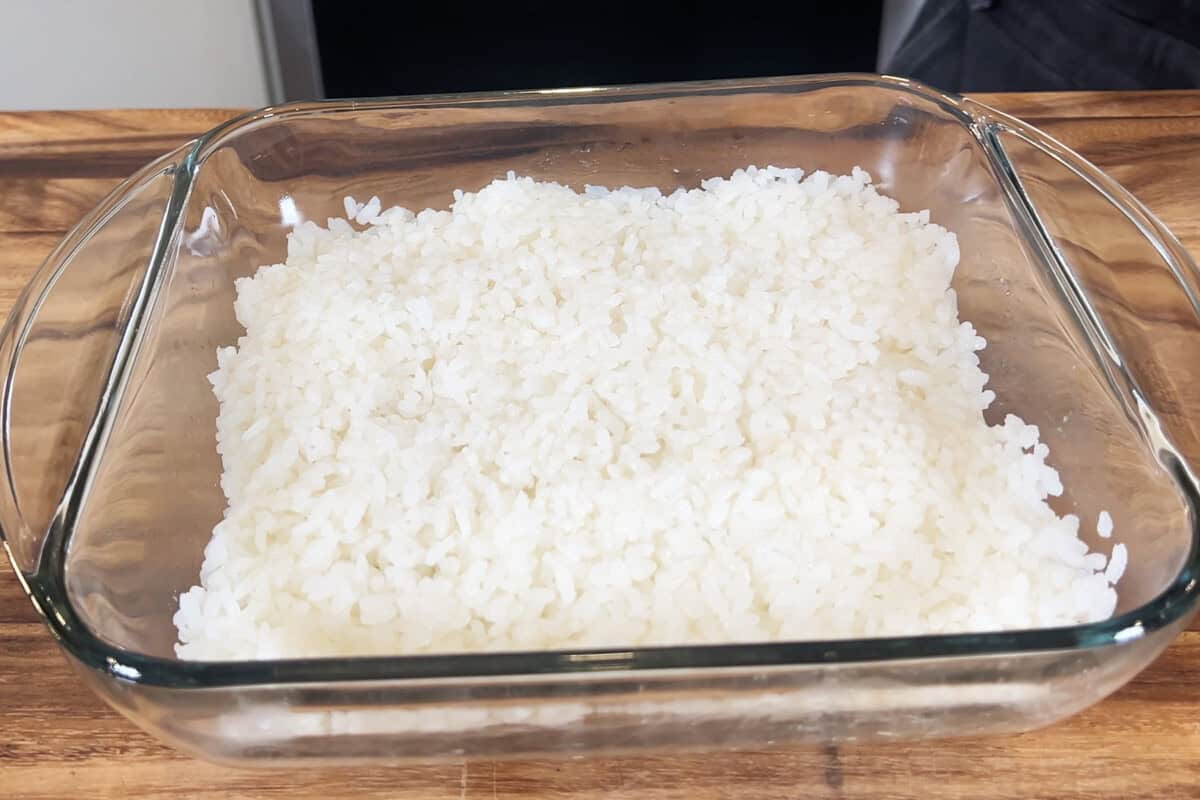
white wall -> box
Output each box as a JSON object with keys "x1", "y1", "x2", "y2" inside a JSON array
[{"x1": 0, "y1": 0, "x2": 270, "y2": 110}]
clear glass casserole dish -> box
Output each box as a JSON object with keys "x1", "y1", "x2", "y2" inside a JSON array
[{"x1": 2, "y1": 74, "x2": 1198, "y2": 764}]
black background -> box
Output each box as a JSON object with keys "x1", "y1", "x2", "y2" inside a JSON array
[{"x1": 313, "y1": 3, "x2": 884, "y2": 98}]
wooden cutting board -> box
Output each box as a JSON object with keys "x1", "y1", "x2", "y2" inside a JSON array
[{"x1": 2, "y1": 93, "x2": 1200, "y2": 799}]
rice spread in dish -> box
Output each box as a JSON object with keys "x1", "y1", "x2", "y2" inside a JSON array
[{"x1": 173, "y1": 167, "x2": 1123, "y2": 660}]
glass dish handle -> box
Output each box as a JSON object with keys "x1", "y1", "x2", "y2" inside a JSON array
[
  {"x1": 0, "y1": 145, "x2": 190, "y2": 577},
  {"x1": 969, "y1": 101, "x2": 1200, "y2": 479}
]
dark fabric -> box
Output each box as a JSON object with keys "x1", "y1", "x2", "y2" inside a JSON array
[{"x1": 886, "y1": 0, "x2": 1200, "y2": 92}]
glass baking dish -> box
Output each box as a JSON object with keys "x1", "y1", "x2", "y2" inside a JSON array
[{"x1": 2, "y1": 74, "x2": 1199, "y2": 765}]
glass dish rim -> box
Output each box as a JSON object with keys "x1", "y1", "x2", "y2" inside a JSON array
[{"x1": 8, "y1": 72, "x2": 1200, "y2": 689}]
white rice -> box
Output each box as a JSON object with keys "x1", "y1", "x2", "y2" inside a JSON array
[
  {"x1": 1097, "y1": 510, "x2": 1114, "y2": 538},
  {"x1": 173, "y1": 167, "x2": 1122, "y2": 660},
  {"x1": 1105, "y1": 543, "x2": 1128, "y2": 584}
]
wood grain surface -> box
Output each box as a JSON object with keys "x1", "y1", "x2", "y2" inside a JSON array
[{"x1": 2, "y1": 93, "x2": 1200, "y2": 798}]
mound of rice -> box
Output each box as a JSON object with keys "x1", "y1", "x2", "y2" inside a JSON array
[{"x1": 173, "y1": 167, "x2": 1123, "y2": 660}]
